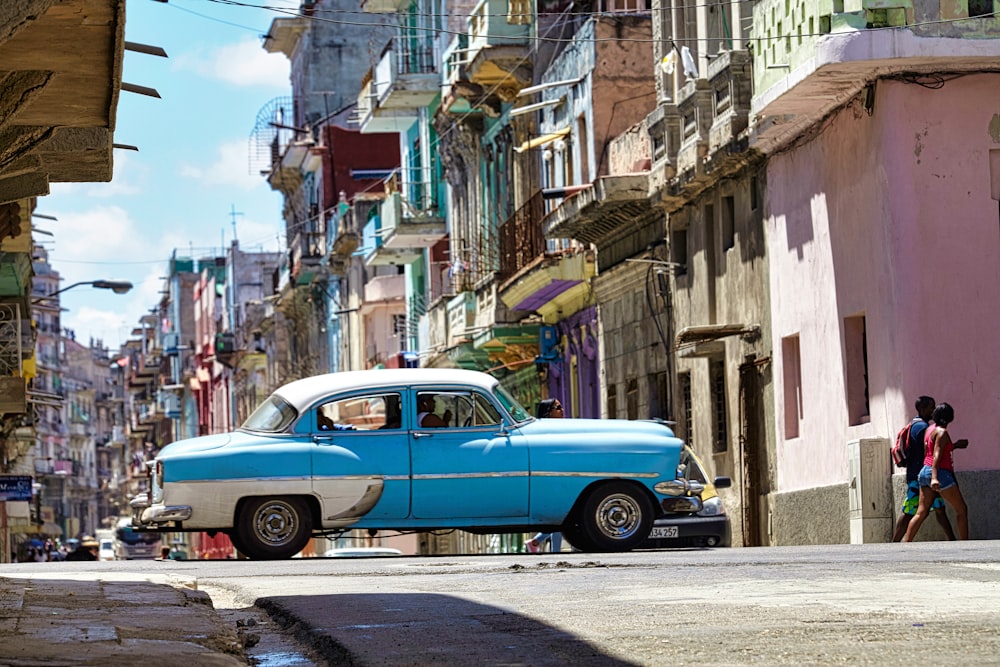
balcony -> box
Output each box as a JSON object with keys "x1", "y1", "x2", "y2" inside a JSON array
[
  {"x1": 361, "y1": 274, "x2": 406, "y2": 311},
  {"x1": 290, "y1": 230, "x2": 325, "y2": 285},
  {"x1": 544, "y1": 174, "x2": 662, "y2": 272},
  {"x1": 137, "y1": 353, "x2": 160, "y2": 377},
  {"x1": 0, "y1": 301, "x2": 29, "y2": 376},
  {"x1": 499, "y1": 247, "x2": 596, "y2": 321},
  {"x1": 356, "y1": 36, "x2": 440, "y2": 136},
  {"x1": 706, "y1": 50, "x2": 752, "y2": 156},
  {"x1": 0, "y1": 252, "x2": 31, "y2": 299},
  {"x1": 364, "y1": 192, "x2": 446, "y2": 266},
  {"x1": 329, "y1": 196, "x2": 379, "y2": 274},
  {"x1": 463, "y1": 0, "x2": 532, "y2": 101},
  {"x1": 674, "y1": 79, "x2": 713, "y2": 180},
  {"x1": 361, "y1": 0, "x2": 411, "y2": 13},
  {"x1": 750, "y1": 0, "x2": 1000, "y2": 154}
]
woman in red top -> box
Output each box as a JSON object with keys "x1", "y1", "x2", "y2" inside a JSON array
[{"x1": 903, "y1": 402, "x2": 969, "y2": 541}]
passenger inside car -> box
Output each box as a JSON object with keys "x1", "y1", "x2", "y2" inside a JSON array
[{"x1": 417, "y1": 394, "x2": 452, "y2": 427}]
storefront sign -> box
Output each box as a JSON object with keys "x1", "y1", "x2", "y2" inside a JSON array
[{"x1": 0, "y1": 475, "x2": 33, "y2": 501}]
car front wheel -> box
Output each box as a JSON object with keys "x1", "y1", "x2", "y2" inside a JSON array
[
  {"x1": 576, "y1": 482, "x2": 654, "y2": 552},
  {"x1": 235, "y1": 496, "x2": 312, "y2": 560}
]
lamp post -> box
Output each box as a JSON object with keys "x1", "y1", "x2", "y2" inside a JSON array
[{"x1": 32, "y1": 280, "x2": 133, "y2": 304}]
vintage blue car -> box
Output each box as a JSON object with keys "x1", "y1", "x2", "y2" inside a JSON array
[{"x1": 130, "y1": 369, "x2": 705, "y2": 559}]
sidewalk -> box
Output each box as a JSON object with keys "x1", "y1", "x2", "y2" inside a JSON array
[{"x1": 0, "y1": 573, "x2": 246, "y2": 666}]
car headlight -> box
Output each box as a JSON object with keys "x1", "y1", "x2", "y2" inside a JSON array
[{"x1": 697, "y1": 496, "x2": 725, "y2": 517}]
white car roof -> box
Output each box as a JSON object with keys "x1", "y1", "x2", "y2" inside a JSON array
[{"x1": 273, "y1": 368, "x2": 501, "y2": 410}]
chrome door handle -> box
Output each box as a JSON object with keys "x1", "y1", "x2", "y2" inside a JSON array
[{"x1": 412, "y1": 432, "x2": 432, "y2": 438}]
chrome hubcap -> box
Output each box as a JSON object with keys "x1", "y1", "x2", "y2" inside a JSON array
[
  {"x1": 595, "y1": 493, "x2": 642, "y2": 540},
  {"x1": 254, "y1": 501, "x2": 298, "y2": 546}
]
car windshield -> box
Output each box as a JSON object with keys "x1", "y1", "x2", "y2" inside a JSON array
[
  {"x1": 493, "y1": 383, "x2": 530, "y2": 423},
  {"x1": 241, "y1": 395, "x2": 298, "y2": 433}
]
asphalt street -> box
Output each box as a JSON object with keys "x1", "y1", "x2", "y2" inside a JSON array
[{"x1": 4, "y1": 541, "x2": 1000, "y2": 666}]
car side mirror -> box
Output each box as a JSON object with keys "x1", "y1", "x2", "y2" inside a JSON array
[{"x1": 713, "y1": 476, "x2": 732, "y2": 489}]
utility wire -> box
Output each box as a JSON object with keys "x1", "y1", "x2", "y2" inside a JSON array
[{"x1": 203, "y1": 0, "x2": 998, "y2": 45}]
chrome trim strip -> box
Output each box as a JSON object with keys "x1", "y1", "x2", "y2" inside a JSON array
[
  {"x1": 412, "y1": 471, "x2": 528, "y2": 480},
  {"x1": 178, "y1": 476, "x2": 315, "y2": 484},
  {"x1": 170, "y1": 471, "x2": 660, "y2": 483},
  {"x1": 530, "y1": 471, "x2": 660, "y2": 479}
]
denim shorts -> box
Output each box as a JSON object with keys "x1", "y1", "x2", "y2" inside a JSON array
[{"x1": 918, "y1": 465, "x2": 957, "y2": 491}]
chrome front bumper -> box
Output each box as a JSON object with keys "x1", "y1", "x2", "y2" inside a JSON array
[{"x1": 129, "y1": 495, "x2": 191, "y2": 526}]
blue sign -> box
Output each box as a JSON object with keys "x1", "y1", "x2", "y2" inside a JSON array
[{"x1": 0, "y1": 475, "x2": 33, "y2": 502}]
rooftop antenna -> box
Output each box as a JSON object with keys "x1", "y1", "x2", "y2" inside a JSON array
[{"x1": 229, "y1": 204, "x2": 244, "y2": 242}]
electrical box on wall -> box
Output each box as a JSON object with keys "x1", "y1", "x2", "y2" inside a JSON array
[
  {"x1": 539, "y1": 325, "x2": 559, "y2": 361},
  {"x1": 847, "y1": 437, "x2": 892, "y2": 544}
]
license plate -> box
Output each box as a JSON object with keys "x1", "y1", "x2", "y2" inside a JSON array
[{"x1": 648, "y1": 526, "x2": 678, "y2": 539}]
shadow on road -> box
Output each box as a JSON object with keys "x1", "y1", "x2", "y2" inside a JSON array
[{"x1": 256, "y1": 592, "x2": 641, "y2": 666}]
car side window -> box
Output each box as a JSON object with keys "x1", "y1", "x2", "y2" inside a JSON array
[
  {"x1": 317, "y1": 393, "x2": 402, "y2": 431},
  {"x1": 473, "y1": 393, "x2": 502, "y2": 426},
  {"x1": 678, "y1": 449, "x2": 708, "y2": 483},
  {"x1": 416, "y1": 392, "x2": 455, "y2": 428},
  {"x1": 415, "y1": 391, "x2": 501, "y2": 428}
]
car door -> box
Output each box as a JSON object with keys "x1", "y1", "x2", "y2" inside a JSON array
[
  {"x1": 308, "y1": 390, "x2": 410, "y2": 523},
  {"x1": 410, "y1": 388, "x2": 529, "y2": 520}
]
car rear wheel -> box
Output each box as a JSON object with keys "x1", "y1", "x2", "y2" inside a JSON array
[
  {"x1": 576, "y1": 482, "x2": 654, "y2": 552},
  {"x1": 559, "y1": 520, "x2": 594, "y2": 552},
  {"x1": 235, "y1": 496, "x2": 312, "y2": 560}
]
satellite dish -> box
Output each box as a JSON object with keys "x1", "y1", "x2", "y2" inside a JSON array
[{"x1": 681, "y1": 46, "x2": 699, "y2": 81}]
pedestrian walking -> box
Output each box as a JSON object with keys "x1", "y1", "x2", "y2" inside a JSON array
[
  {"x1": 891, "y1": 395, "x2": 955, "y2": 541},
  {"x1": 903, "y1": 402, "x2": 970, "y2": 542}
]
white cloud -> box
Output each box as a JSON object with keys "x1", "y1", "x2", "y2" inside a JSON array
[
  {"x1": 174, "y1": 38, "x2": 289, "y2": 88},
  {"x1": 49, "y1": 205, "x2": 146, "y2": 268},
  {"x1": 179, "y1": 138, "x2": 265, "y2": 189}
]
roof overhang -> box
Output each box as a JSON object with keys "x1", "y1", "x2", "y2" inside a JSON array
[{"x1": 0, "y1": 0, "x2": 127, "y2": 204}]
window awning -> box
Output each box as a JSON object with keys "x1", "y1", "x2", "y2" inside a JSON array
[{"x1": 515, "y1": 127, "x2": 570, "y2": 153}]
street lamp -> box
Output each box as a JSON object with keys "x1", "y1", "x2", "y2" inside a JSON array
[{"x1": 32, "y1": 279, "x2": 134, "y2": 304}]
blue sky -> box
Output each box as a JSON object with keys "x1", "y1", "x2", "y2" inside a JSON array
[{"x1": 42, "y1": 0, "x2": 297, "y2": 349}]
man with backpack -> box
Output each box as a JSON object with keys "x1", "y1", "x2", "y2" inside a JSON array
[{"x1": 891, "y1": 395, "x2": 956, "y2": 542}]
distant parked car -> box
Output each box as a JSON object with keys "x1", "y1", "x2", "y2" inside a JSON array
[
  {"x1": 129, "y1": 369, "x2": 707, "y2": 560},
  {"x1": 641, "y1": 446, "x2": 731, "y2": 548},
  {"x1": 98, "y1": 538, "x2": 116, "y2": 561}
]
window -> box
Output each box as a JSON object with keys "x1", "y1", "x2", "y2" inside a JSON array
[
  {"x1": 417, "y1": 391, "x2": 503, "y2": 428},
  {"x1": 678, "y1": 371, "x2": 693, "y2": 444},
  {"x1": 606, "y1": 383, "x2": 618, "y2": 419},
  {"x1": 242, "y1": 395, "x2": 297, "y2": 433},
  {"x1": 626, "y1": 378, "x2": 639, "y2": 420},
  {"x1": 648, "y1": 371, "x2": 669, "y2": 420},
  {"x1": 781, "y1": 335, "x2": 802, "y2": 438},
  {"x1": 671, "y1": 228, "x2": 688, "y2": 276},
  {"x1": 969, "y1": 0, "x2": 992, "y2": 17},
  {"x1": 472, "y1": 393, "x2": 502, "y2": 426},
  {"x1": 494, "y1": 383, "x2": 530, "y2": 422},
  {"x1": 722, "y1": 195, "x2": 735, "y2": 251},
  {"x1": 710, "y1": 360, "x2": 728, "y2": 454},
  {"x1": 319, "y1": 393, "x2": 401, "y2": 431},
  {"x1": 845, "y1": 314, "x2": 870, "y2": 425}
]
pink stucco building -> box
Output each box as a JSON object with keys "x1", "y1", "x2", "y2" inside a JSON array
[{"x1": 753, "y1": 5, "x2": 1000, "y2": 543}]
